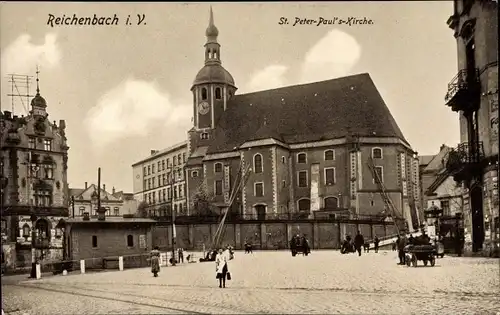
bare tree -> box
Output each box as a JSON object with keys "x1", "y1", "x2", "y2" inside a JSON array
[
  {"x1": 191, "y1": 182, "x2": 218, "y2": 216},
  {"x1": 135, "y1": 201, "x2": 149, "y2": 218}
]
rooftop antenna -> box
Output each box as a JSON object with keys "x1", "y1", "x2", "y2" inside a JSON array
[
  {"x1": 5, "y1": 71, "x2": 35, "y2": 115},
  {"x1": 36, "y1": 65, "x2": 40, "y2": 95}
]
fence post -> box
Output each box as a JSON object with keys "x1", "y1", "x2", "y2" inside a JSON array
[
  {"x1": 35, "y1": 263, "x2": 41, "y2": 279},
  {"x1": 118, "y1": 256, "x2": 124, "y2": 271},
  {"x1": 80, "y1": 260, "x2": 85, "y2": 274}
]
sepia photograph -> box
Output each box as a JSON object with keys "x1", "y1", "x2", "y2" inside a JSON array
[{"x1": 0, "y1": 1, "x2": 498, "y2": 314}]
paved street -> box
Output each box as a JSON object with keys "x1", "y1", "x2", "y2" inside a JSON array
[{"x1": 2, "y1": 250, "x2": 499, "y2": 314}]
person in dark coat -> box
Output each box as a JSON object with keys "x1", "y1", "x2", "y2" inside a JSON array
[
  {"x1": 374, "y1": 236, "x2": 380, "y2": 253},
  {"x1": 178, "y1": 248, "x2": 184, "y2": 263},
  {"x1": 397, "y1": 235, "x2": 407, "y2": 265},
  {"x1": 408, "y1": 234, "x2": 415, "y2": 245},
  {"x1": 354, "y1": 231, "x2": 365, "y2": 256}
]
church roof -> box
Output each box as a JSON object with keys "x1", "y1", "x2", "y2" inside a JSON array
[
  {"x1": 192, "y1": 64, "x2": 235, "y2": 87},
  {"x1": 206, "y1": 73, "x2": 409, "y2": 154}
]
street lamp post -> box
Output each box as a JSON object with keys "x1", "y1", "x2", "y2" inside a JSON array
[{"x1": 27, "y1": 152, "x2": 40, "y2": 279}]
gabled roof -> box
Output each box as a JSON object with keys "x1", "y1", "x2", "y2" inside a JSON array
[
  {"x1": 425, "y1": 172, "x2": 449, "y2": 195},
  {"x1": 422, "y1": 146, "x2": 451, "y2": 173},
  {"x1": 112, "y1": 191, "x2": 134, "y2": 201},
  {"x1": 418, "y1": 155, "x2": 435, "y2": 166},
  {"x1": 206, "y1": 73, "x2": 408, "y2": 154},
  {"x1": 69, "y1": 184, "x2": 120, "y2": 201}
]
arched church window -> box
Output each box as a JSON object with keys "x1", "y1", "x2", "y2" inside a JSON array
[
  {"x1": 201, "y1": 88, "x2": 208, "y2": 100},
  {"x1": 215, "y1": 87, "x2": 222, "y2": 100}
]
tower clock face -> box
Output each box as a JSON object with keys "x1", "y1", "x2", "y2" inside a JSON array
[{"x1": 198, "y1": 101, "x2": 210, "y2": 115}]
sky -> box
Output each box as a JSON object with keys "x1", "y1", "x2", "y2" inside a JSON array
[{"x1": 0, "y1": 1, "x2": 460, "y2": 193}]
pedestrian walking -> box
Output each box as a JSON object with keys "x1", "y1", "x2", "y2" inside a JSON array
[
  {"x1": 374, "y1": 236, "x2": 380, "y2": 253},
  {"x1": 354, "y1": 231, "x2": 364, "y2": 256},
  {"x1": 397, "y1": 234, "x2": 407, "y2": 265},
  {"x1": 178, "y1": 248, "x2": 184, "y2": 263},
  {"x1": 215, "y1": 248, "x2": 229, "y2": 288},
  {"x1": 150, "y1": 246, "x2": 161, "y2": 277}
]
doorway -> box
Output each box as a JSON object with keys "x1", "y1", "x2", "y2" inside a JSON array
[
  {"x1": 255, "y1": 205, "x2": 266, "y2": 221},
  {"x1": 470, "y1": 185, "x2": 484, "y2": 251}
]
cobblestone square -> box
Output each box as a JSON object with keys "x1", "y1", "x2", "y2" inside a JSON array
[{"x1": 2, "y1": 250, "x2": 499, "y2": 314}]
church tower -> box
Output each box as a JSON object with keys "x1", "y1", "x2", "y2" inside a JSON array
[{"x1": 189, "y1": 7, "x2": 237, "y2": 153}]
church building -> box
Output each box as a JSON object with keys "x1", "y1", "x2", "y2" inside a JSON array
[{"x1": 185, "y1": 9, "x2": 421, "y2": 228}]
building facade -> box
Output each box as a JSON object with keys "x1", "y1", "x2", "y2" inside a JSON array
[
  {"x1": 131, "y1": 141, "x2": 188, "y2": 216},
  {"x1": 0, "y1": 78, "x2": 69, "y2": 268},
  {"x1": 444, "y1": 0, "x2": 498, "y2": 251},
  {"x1": 184, "y1": 9, "x2": 421, "y2": 230},
  {"x1": 422, "y1": 146, "x2": 465, "y2": 217},
  {"x1": 64, "y1": 216, "x2": 155, "y2": 269},
  {"x1": 69, "y1": 183, "x2": 137, "y2": 218}
]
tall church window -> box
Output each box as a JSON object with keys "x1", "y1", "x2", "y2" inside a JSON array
[
  {"x1": 215, "y1": 87, "x2": 222, "y2": 100},
  {"x1": 253, "y1": 154, "x2": 263, "y2": 173},
  {"x1": 201, "y1": 88, "x2": 208, "y2": 100}
]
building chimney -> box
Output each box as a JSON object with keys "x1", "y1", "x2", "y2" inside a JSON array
[
  {"x1": 103, "y1": 184, "x2": 106, "y2": 192},
  {"x1": 4, "y1": 111, "x2": 11, "y2": 119},
  {"x1": 85, "y1": 182, "x2": 88, "y2": 189},
  {"x1": 83, "y1": 212, "x2": 90, "y2": 221},
  {"x1": 112, "y1": 186, "x2": 116, "y2": 194},
  {"x1": 440, "y1": 144, "x2": 446, "y2": 151},
  {"x1": 151, "y1": 150, "x2": 157, "y2": 155}
]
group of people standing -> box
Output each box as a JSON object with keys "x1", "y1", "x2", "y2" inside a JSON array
[{"x1": 341, "y1": 231, "x2": 380, "y2": 255}]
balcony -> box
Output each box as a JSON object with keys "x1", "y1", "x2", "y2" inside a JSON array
[
  {"x1": 445, "y1": 69, "x2": 480, "y2": 112},
  {"x1": 446, "y1": 141, "x2": 485, "y2": 182}
]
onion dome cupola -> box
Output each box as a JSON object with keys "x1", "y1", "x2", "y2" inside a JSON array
[
  {"x1": 192, "y1": 6, "x2": 236, "y2": 90},
  {"x1": 31, "y1": 67, "x2": 48, "y2": 118}
]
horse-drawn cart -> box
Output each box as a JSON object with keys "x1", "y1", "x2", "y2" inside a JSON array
[{"x1": 404, "y1": 244, "x2": 436, "y2": 267}]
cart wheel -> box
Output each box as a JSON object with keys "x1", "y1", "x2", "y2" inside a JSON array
[
  {"x1": 411, "y1": 254, "x2": 418, "y2": 267},
  {"x1": 423, "y1": 260, "x2": 428, "y2": 266},
  {"x1": 430, "y1": 256, "x2": 436, "y2": 267}
]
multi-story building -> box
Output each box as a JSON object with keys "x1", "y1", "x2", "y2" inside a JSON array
[
  {"x1": 444, "y1": 0, "x2": 498, "y2": 251},
  {"x1": 131, "y1": 141, "x2": 188, "y2": 216},
  {"x1": 419, "y1": 145, "x2": 454, "y2": 213},
  {"x1": 0, "y1": 77, "x2": 69, "y2": 267},
  {"x1": 420, "y1": 145, "x2": 464, "y2": 217},
  {"x1": 184, "y1": 9, "x2": 421, "y2": 229},
  {"x1": 69, "y1": 182, "x2": 137, "y2": 217}
]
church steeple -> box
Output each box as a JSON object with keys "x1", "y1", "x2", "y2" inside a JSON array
[
  {"x1": 31, "y1": 65, "x2": 48, "y2": 117},
  {"x1": 204, "y1": 6, "x2": 221, "y2": 65}
]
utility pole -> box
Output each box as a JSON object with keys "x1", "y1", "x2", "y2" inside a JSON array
[
  {"x1": 71, "y1": 195, "x2": 75, "y2": 218},
  {"x1": 97, "y1": 168, "x2": 101, "y2": 214},
  {"x1": 170, "y1": 165, "x2": 176, "y2": 266}
]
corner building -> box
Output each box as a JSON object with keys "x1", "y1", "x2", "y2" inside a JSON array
[
  {"x1": 186, "y1": 10, "x2": 421, "y2": 228},
  {"x1": 444, "y1": 0, "x2": 498, "y2": 251},
  {"x1": 1, "y1": 81, "x2": 69, "y2": 267}
]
